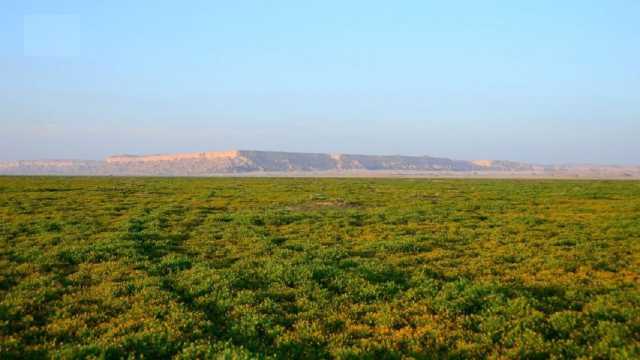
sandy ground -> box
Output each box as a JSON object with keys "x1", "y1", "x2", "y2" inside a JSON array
[{"x1": 207, "y1": 170, "x2": 640, "y2": 180}]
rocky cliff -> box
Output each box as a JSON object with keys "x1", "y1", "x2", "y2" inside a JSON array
[{"x1": 1, "y1": 150, "x2": 637, "y2": 178}]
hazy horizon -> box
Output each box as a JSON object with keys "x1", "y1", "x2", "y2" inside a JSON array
[
  {"x1": 2, "y1": 1, "x2": 639, "y2": 165},
  {"x1": 3, "y1": 148, "x2": 640, "y2": 168}
]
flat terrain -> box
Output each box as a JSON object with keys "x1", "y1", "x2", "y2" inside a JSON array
[{"x1": 1, "y1": 177, "x2": 639, "y2": 358}]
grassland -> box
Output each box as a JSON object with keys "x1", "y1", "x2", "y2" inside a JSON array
[{"x1": 1, "y1": 177, "x2": 639, "y2": 359}]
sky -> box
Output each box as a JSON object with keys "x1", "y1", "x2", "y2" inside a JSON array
[{"x1": 1, "y1": 1, "x2": 639, "y2": 164}]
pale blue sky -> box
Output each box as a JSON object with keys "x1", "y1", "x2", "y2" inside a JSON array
[{"x1": 1, "y1": 1, "x2": 639, "y2": 164}]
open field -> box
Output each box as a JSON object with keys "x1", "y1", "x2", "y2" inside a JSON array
[{"x1": 1, "y1": 177, "x2": 639, "y2": 358}]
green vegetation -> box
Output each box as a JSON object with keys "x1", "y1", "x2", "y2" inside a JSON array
[{"x1": 1, "y1": 177, "x2": 639, "y2": 359}]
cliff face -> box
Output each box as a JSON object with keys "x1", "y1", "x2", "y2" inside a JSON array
[
  {"x1": 100, "y1": 150, "x2": 487, "y2": 173},
  {"x1": 103, "y1": 151, "x2": 253, "y2": 175},
  {"x1": 1, "y1": 150, "x2": 638, "y2": 177},
  {"x1": 105, "y1": 151, "x2": 241, "y2": 163}
]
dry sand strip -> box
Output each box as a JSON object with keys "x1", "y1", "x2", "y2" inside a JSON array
[{"x1": 207, "y1": 170, "x2": 640, "y2": 180}]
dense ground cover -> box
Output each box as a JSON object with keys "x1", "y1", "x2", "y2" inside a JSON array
[{"x1": 0, "y1": 177, "x2": 639, "y2": 359}]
